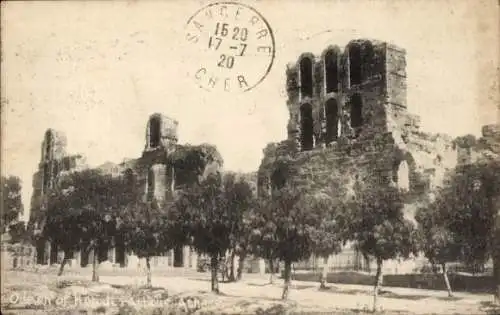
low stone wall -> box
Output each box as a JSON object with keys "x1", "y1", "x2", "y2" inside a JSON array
[{"x1": 284, "y1": 271, "x2": 495, "y2": 294}]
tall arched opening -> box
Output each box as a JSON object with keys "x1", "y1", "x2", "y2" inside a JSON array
[
  {"x1": 325, "y1": 98, "x2": 339, "y2": 144},
  {"x1": 350, "y1": 94, "x2": 363, "y2": 137},
  {"x1": 299, "y1": 57, "x2": 314, "y2": 98},
  {"x1": 300, "y1": 103, "x2": 314, "y2": 151},
  {"x1": 324, "y1": 50, "x2": 338, "y2": 93},
  {"x1": 149, "y1": 116, "x2": 161, "y2": 148},
  {"x1": 349, "y1": 43, "x2": 362, "y2": 86}
]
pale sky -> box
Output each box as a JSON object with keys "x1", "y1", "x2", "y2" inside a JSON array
[{"x1": 1, "y1": 0, "x2": 499, "y2": 221}]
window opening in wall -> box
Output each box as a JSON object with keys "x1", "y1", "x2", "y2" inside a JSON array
[
  {"x1": 349, "y1": 43, "x2": 362, "y2": 86},
  {"x1": 299, "y1": 57, "x2": 313, "y2": 98},
  {"x1": 324, "y1": 50, "x2": 338, "y2": 93},
  {"x1": 300, "y1": 103, "x2": 314, "y2": 151},
  {"x1": 325, "y1": 98, "x2": 339, "y2": 144},
  {"x1": 393, "y1": 160, "x2": 410, "y2": 191},
  {"x1": 350, "y1": 94, "x2": 363, "y2": 137},
  {"x1": 149, "y1": 116, "x2": 161, "y2": 148}
]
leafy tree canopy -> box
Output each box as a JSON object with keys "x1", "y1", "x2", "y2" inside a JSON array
[
  {"x1": 2, "y1": 175, "x2": 24, "y2": 233},
  {"x1": 347, "y1": 184, "x2": 418, "y2": 262}
]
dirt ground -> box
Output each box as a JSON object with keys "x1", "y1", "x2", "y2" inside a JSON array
[{"x1": 1, "y1": 268, "x2": 499, "y2": 315}]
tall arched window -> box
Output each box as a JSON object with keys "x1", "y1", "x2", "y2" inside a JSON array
[
  {"x1": 393, "y1": 160, "x2": 410, "y2": 192},
  {"x1": 324, "y1": 50, "x2": 338, "y2": 93},
  {"x1": 325, "y1": 98, "x2": 339, "y2": 143},
  {"x1": 350, "y1": 94, "x2": 363, "y2": 137},
  {"x1": 349, "y1": 43, "x2": 362, "y2": 86},
  {"x1": 299, "y1": 57, "x2": 313, "y2": 98},
  {"x1": 300, "y1": 103, "x2": 314, "y2": 151},
  {"x1": 149, "y1": 116, "x2": 161, "y2": 148}
]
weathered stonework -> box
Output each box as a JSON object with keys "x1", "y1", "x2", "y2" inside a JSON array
[
  {"x1": 259, "y1": 39, "x2": 500, "y2": 273},
  {"x1": 29, "y1": 129, "x2": 88, "y2": 265},
  {"x1": 269, "y1": 39, "x2": 499, "y2": 198},
  {"x1": 30, "y1": 113, "x2": 224, "y2": 269}
]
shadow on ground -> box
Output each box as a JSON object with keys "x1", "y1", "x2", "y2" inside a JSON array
[
  {"x1": 317, "y1": 285, "x2": 458, "y2": 302},
  {"x1": 479, "y1": 301, "x2": 500, "y2": 315}
]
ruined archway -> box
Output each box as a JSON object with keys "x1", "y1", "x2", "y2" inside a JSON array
[
  {"x1": 324, "y1": 49, "x2": 338, "y2": 93},
  {"x1": 393, "y1": 160, "x2": 410, "y2": 191},
  {"x1": 392, "y1": 151, "x2": 416, "y2": 193},
  {"x1": 325, "y1": 98, "x2": 339, "y2": 144},
  {"x1": 350, "y1": 94, "x2": 363, "y2": 137},
  {"x1": 300, "y1": 103, "x2": 314, "y2": 151},
  {"x1": 299, "y1": 57, "x2": 314, "y2": 98},
  {"x1": 348, "y1": 43, "x2": 362, "y2": 86},
  {"x1": 149, "y1": 116, "x2": 161, "y2": 149}
]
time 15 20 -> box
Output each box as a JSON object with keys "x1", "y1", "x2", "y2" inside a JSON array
[{"x1": 214, "y1": 22, "x2": 248, "y2": 41}]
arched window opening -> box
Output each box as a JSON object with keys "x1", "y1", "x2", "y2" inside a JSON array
[
  {"x1": 300, "y1": 103, "x2": 314, "y2": 151},
  {"x1": 299, "y1": 57, "x2": 313, "y2": 98},
  {"x1": 350, "y1": 94, "x2": 363, "y2": 137},
  {"x1": 147, "y1": 169, "x2": 155, "y2": 201},
  {"x1": 393, "y1": 160, "x2": 410, "y2": 192},
  {"x1": 324, "y1": 50, "x2": 338, "y2": 93},
  {"x1": 149, "y1": 116, "x2": 161, "y2": 148},
  {"x1": 325, "y1": 99, "x2": 339, "y2": 144},
  {"x1": 349, "y1": 44, "x2": 362, "y2": 86}
]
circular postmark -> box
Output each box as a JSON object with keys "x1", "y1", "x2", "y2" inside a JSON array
[{"x1": 185, "y1": 1, "x2": 275, "y2": 93}]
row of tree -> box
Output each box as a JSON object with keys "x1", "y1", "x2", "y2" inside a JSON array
[{"x1": 4, "y1": 154, "x2": 499, "y2": 311}]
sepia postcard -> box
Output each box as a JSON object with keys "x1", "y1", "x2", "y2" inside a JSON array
[{"x1": 1, "y1": 1, "x2": 499, "y2": 314}]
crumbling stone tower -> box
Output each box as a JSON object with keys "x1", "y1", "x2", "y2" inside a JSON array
[
  {"x1": 286, "y1": 39, "x2": 407, "y2": 150},
  {"x1": 30, "y1": 129, "x2": 86, "y2": 265},
  {"x1": 280, "y1": 39, "x2": 424, "y2": 200},
  {"x1": 260, "y1": 38, "x2": 478, "y2": 216},
  {"x1": 140, "y1": 113, "x2": 179, "y2": 204}
]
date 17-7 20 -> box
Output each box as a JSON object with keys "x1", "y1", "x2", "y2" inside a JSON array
[{"x1": 208, "y1": 22, "x2": 248, "y2": 69}]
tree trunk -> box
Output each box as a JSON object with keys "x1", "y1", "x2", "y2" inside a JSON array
[
  {"x1": 373, "y1": 258, "x2": 383, "y2": 313},
  {"x1": 146, "y1": 256, "x2": 152, "y2": 288},
  {"x1": 281, "y1": 259, "x2": 292, "y2": 300},
  {"x1": 229, "y1": 250, "x2": 236, "y2": 282},
  {"x1": 320, "y1": 256, "x2": 329, "y2": 289},
  {"x1": 441, "y1": 263, "x2": 453, "y2": 297},
  {"x1": 91, "y1": 246, "x2": 99, "y2": 282},
  {"x1": 494, "y1": 207, "x2": 500, "y2": 304},
  {"x1": 210, "y1": 254, "x2": 219, "y2": 293},
  {"x1": 236, "y1": 253, "x2": 246, "y2": 281},
  {"x1": 269, "y1": 258, "x2": 275, "y2": 284},
  {"x1": 58, "y1": 251, "x2": 68, "y2": 276}
]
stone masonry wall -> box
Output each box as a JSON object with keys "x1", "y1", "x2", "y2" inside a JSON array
[{"x1": 280, "y1": 39, "x2": 479, "y2": 198}]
